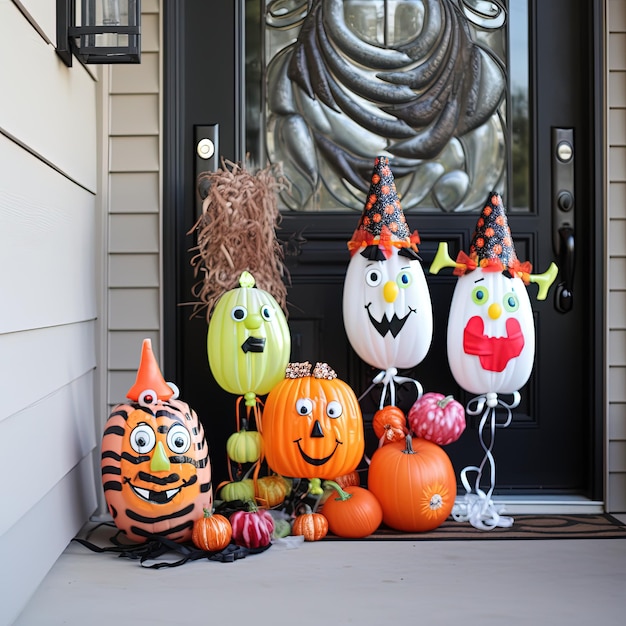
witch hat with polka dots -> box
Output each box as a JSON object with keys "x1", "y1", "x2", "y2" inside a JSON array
[
  {"x1": 468, "y1": 191, "x2": 519, "y2": 270},
  {"x1": 347, "y1": 156, "x2": 420, "y2": 258}
]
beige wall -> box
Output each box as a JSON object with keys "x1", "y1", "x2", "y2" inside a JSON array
[
  {"x1": 608, "y1": 0, "x2": 626, "y2": 512},
  {"x1": 0, "y1": 1, "x2": 99, "y2": 622}
]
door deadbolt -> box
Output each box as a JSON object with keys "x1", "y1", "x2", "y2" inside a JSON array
[
  {"x1": 556, "y1": 140, "x2": 573, "y2": 163},
  {"x1": 197, "y1": 138, "x2": 215, "y2": 160}
]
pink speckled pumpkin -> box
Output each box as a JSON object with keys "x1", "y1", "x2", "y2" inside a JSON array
[{"x1": 408, "y1": 393, "x2": 466, "y2": 445}]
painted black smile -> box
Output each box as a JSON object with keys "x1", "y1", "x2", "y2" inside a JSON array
[
  {"x1": 294, "y1": 438, "x2": 342, "y2": 466},
  {"x1": 125, "y1": 475, "x2": 197, "y2": 504},
  {"x1": 241, "y1": 336, "x2": 266, "y2": 353},
  {"x1": 365, "y1": 303, "x2": 416, "y2": 338}
]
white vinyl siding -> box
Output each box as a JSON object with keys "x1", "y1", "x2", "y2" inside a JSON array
[{"x1": 0, "y1": 1, "x2": 99, "y2": 623}]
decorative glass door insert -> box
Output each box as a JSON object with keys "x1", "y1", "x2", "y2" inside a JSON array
[{"x1": 245, "y1": 0, "x2": 528, "y2": 213}]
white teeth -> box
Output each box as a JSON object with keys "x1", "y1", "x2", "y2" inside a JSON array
[
  {"x1": 166, "y1": 488, "x2": 180, "y2": 499},
  {"x1": 135, "y1": 487, "x2": 150, "y2": 500}
]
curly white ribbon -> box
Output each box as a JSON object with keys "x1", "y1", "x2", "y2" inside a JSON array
[
  {"x1": 357, "y1": 367, "x2": 423, "y2": 408},
  {"x1": 451, "y1": 391, "x2": 520, "y2": 530}
]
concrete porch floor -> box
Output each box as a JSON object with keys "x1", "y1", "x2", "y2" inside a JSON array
[{"x1": 13, "y1": 514, "x2": 626, "y2": 626}]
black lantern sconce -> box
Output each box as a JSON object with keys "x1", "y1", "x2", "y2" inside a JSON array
[{"x1": 57, "y1": 0, "x2": 141, "y2": 66}]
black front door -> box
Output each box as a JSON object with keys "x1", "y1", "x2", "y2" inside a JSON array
[{"x1": 164, "y1": 0, "x2": 603, "y2": 498}]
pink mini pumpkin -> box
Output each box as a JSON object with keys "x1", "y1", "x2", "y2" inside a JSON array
[
  {"x1": 230, "y1": 504, "x2": 275, "y2": 549},
  {"x1": 408, "y1": 392, "x2": 466, "y2": 445}
]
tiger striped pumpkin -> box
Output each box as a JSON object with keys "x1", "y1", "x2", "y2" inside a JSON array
[{"x1": 101, "y1": 397, "x2": 213, "y2": 544}]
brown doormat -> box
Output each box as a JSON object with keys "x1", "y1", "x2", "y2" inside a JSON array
[{"x1": 323, "y1": 514, "x2": 626, "y2": 541}]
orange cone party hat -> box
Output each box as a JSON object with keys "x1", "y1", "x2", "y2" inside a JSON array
[{"x1": 126, "y1": 338, "x2": 174, "y2": 401}]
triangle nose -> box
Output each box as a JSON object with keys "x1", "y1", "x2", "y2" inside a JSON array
[{"x1": 310, "y1": 420, "x2": 324, "y2": 438}]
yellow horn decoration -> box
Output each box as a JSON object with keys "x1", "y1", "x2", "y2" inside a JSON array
[
  {"x1": 529, "y1": 262, "x2": 558, "y2": 300},
  {"x1": 429, "y1": 242, "x2": 460, "y2": 275}
]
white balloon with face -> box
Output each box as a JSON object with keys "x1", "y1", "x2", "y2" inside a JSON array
[
  {"x1": 342, "y1": 247, "x2": 433, "y2": 370},
  {"x1": 447, "y1": 268, "x2": 536, "y2": 395}
]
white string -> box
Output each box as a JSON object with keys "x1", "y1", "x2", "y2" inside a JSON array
[
  {"x1": 451, "y1": 391, "x2": 520, "y2": 530},
  {"x1": 357, "y1": 367, "x2": 424, "y2": 409}
]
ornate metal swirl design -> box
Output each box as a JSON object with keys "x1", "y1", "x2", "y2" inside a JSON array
[{"x1": 264, "y1": 0, "x2": 507, "y2": 212}]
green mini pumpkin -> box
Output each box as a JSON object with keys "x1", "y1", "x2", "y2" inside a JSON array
[{"x1": 226, "y1": 428, "x2": 263, "y2": 464}]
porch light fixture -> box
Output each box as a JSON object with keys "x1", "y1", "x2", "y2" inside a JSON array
[{"x1": 56, "y1": 0, "x2": 141, "y2": 67}]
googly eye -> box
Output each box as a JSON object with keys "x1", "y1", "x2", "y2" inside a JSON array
[
  {"x1": 231, "y1": 306, "x2": 247, "y2": 321},
  {"x1": 166, "y1": 424, "x2": 191, "y2": 454},
  {"x1": 167, "y1": 382, "x2": 180, "y2": 400},
  {"x1": 261, "y1": 305, "x2": 273, "y2": 321},
  {"x1": 326, "y1": 401, "x2": 343, "y2": 419},
  {"x1": 503, "y1": 292, "x2": 519, "y2": 312},
  {"x1": 397, "y1": 270, "x2": 412, "y2": 289},
  {"x1": 471, "y1": 286, "x2": 489, "y2": 305},
  {"x1": 296, "y1": 398, "x2": 313, "y2": 416},
  {"x1": 139, "y1": 389, "x2": 158, "y2": 408},
  {"x1": 130, "y1": 424, "x2": 156, "y2": 454},
  {"x1": 366, "y1": 269, "x2": 382, "y2": 287}
]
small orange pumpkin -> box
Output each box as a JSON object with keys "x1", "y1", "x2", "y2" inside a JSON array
[
  {"x1": 255, "y1": 475, "x2": 289, "y2": 508},
  {"x1": 192, "y1": 508, "x2": 232, "y2": 552},
  {"x1": 262, "y1": 362, "x2": 365, "y2": 479},
  {"x1": 320, "y1": 482, "x2": 382, "y2": 538},
  {"x1": 292, "y1": 506, "x2": 329, "y2": 541},
  {"x1": 372, "y1": 405, "x2": 408, "y2": 445},
  {"x1": 334, "y1": 470, "x2": 361, "y2": 489}
]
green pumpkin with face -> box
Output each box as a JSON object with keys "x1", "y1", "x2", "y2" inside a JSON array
[{"x1": 207, "y1": 271, "x2": 291, "y2": 399}]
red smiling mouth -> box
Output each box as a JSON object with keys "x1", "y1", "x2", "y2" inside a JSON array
[{"x1": 463, "y1": 316, "x2": 525, "y2": 372}]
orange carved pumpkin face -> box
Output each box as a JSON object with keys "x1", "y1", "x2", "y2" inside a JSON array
[
  {"x1": 101, "y1": 399, "x2": 213, "y2": 543},
  {"x1": 262, "y1": 362, "x2": 365, "y2": 479}
]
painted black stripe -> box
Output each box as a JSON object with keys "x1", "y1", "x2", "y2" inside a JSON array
[
  {"x1": 130, "y1": 519, "x2": 194, "y2": 539},
  {"x1": 121, "y1": 452, "x2": 151, "y2": 464},
  {"x1": 198, "y1": 449, "x2": 211, "y2": 469},
  {"x1": 170, "y1": 455, "x2": 201, "y2": 466},
  {"x1": 200, "y1": 480, "x2": 212, "y2": 493},
  {"x1": 137, "y1": 471, "x2": 180, "y2": 485},
  {"x1": 102, "y1": 450, "x2": 121, "y2": 462},
  {"x1": 125, "y1": 503, "x2": 195, "y2": 524},
  {"x1": 103, "y1": 481, "x2": 123, "y2": 492},
  {"x1": 101, "y1": 466, "x2": 122, "y2": 476},
  {"x1": 103, "y1": 425, "x2": 125, "y2": 437},
  {"x1": 155, "y1": 408, "x2": 185, "y2": 423}
]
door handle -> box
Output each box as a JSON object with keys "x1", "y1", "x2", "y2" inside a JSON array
[
  {"x1": 555, "y1": 226, "x2": 574, "y2": 313},
  {"x1": 195, "y1": 124, "x2": 220, "y2": 217},
  {"x1": 551, "y1": 128, "x2": 575, "y2": 313}
]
